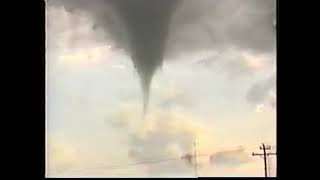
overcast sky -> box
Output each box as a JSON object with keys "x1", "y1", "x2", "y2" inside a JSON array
[{"x1": 46, "y1": 0, "x2": 276, "y2": 177}]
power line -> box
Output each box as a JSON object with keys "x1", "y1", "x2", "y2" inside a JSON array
[
  {"x1": 252, "y1": 143, "x2": 277, "y2": 178},
  {"x1": 54, "y1": 153, "x2": 216, "y2": 175},
  {"x1": 55, "y1": 157, "x2": 181, "y2": 175},
  {"x1": 208, "y1": 143, "x2": 264, "y2": 153},
  {"x1": 52, "y1": 143, "x2": 275, "y2": 176}
]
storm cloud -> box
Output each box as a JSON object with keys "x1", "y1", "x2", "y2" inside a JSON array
[{"x1": 46, "y1": 0, "x2": 276, "y2": 114}]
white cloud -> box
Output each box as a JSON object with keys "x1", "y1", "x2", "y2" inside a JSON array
[
  {"x1": 105, "y1": 102, "x2": 275, "y2": 177},
  {"x1": 247, "y1": 74, "x2": 276, "y2": 113},
  {"x1": 46, "y1": 137, "x2": 78, "y2": 177}
]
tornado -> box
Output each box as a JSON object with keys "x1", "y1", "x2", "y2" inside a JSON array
[
  {"x1": 48, "y1": 0, "x2": 276, "y2": 115},
  {"x1": 48, "y1": 0, "x2": 181, "y2": 115},
  {"x1": 109, "y1": 0, "x2": 181, "y2": 114}
]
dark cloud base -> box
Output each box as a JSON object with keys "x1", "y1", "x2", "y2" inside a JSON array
[{"x1": 47, "y1": 0, "x2": 276, "y2": 114}]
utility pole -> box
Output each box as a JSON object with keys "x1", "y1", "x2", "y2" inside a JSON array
[
  {"x1": 252, "y1": 143, "x2": 276, "y2": 178},
  {"x1": 193, "y1": 139, "x2": 198, "y2": 177}
]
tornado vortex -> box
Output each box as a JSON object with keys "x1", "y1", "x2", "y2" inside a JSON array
[{"x1": 109, "y1": 0, "x2": 181, "y2": 115}]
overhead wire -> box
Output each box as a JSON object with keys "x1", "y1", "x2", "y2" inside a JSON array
[{"x1": 52, "y1": 143, "x2": 276, "y2": 175}]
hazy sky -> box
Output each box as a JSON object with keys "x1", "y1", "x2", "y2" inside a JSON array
[{"x1": 46, "y1": 0, "x2": 276, "y2": 177}]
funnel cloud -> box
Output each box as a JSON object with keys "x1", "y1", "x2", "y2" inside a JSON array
[
  {"x1": 47, "y1": 0, "x2": 276, "y2": 114},
  {"x1": 110, "y1": 0, "x2": 181, "y2": 114},
  {"x1": 47, "y1": 0, "x2": 180, "y2": 114}
]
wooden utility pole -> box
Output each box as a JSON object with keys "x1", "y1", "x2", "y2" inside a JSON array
[
  {"x1": 193, "y1": 139, "x2": 198, "y2": 177},
  {"x1": 252, "y1": 143, "x2": 276, "y2": 177}
]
